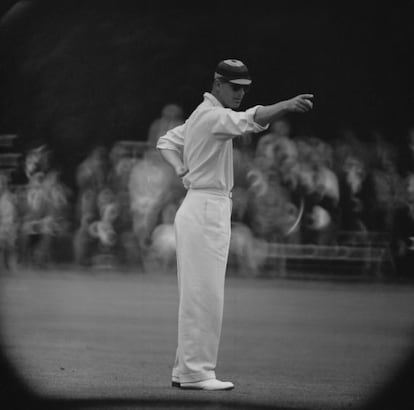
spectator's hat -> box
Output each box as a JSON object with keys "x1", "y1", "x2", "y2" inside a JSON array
[{"x1": 214, "y1": 59, "x2": 252, "y2": 85}]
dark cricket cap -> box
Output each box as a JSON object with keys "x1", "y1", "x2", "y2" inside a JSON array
[{"x1": 214, "y1": 59, "x2": 252, "y2": 85}]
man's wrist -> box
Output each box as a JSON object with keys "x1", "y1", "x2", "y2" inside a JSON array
[
  {"x1": 279, "y1": 100, "x2": 290, "y2": 113},
  {"x1": 175, "y1": 164, "x2": 188, "y2": 177}
]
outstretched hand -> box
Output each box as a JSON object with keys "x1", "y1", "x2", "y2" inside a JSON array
[{"x1": 287, "y1": 94, "x2": 314, "y2": 113}]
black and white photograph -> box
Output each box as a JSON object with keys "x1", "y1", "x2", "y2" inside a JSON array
[{"x1": 0, "y1": 1, "x2": 414, "y2": 409}]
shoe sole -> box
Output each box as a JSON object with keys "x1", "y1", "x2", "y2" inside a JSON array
[
  {"x1": 172, "y1": 381, "x2": 235, "y2": 391},
  {"x1": 178, "y1": 385, "x2": 234, "y2": 391}
]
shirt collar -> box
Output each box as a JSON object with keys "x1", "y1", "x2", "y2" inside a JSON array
[{"x1": 203, "y1": 92, "x2": 223, "y2": 108}]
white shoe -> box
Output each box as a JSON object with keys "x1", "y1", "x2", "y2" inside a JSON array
[{"x1": 179, "y1": 378, "x2": 234, "y2": 391}]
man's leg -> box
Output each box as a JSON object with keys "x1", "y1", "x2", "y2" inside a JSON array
[{"x1": 173, "y1": 192, "x2": 232, "y2": 388}]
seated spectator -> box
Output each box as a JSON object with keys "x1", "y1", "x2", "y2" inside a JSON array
[
  {"x1": 73, "y1": 146, "x2": 110, "y2": 267},
  {"x1": 42, "y1": 169, "x2": 72, "y2": 262},
  {"x1": 128, "y1": 148, "x2": 181, "y2": 269},
  {"x1": 293, "y1": 135, "x2": 340, "y2": 245},
  {"x1": 248, "y1": 123, "x2": 303, "y2": 244},
  {"x1": 336, "y1": 152, "x2": 374, "y2": 244},
  {"x1": 147, "y1": 201, "x2": 182, "y2": 273},
  {"x1": 88, "y1": 187, "x2": 120, "y2": 268},
  {"x1": 76, "y1": 145, "x2": 108, "y2": 193},
  {"x1": 107, "y1": 142, "x2": 137, "y2": 266},
  {"x1": 0, "y1": 173, "x2": 18, "y2": 270},
  {"x1": 245, "y1": 165, "x2": 301, "y2": 243},
  {"x1": 367, "y1": 133, "x2": 405, "y2": 233},
  {"x1": 392, "y1": 172, "x2": 414, "y2": 278},
  {"x1": 24, "y1": 142, "x2": 51, "y2": 181},
  {"x1": 232, "y1": 147, "x2": 255, "y2": 224},
  {"x1": 229, "y1": 222, "x2": 268, "y2": 277},
  {"x1": 18, "y1": 164, "x2": 72, "y2": 267},
  {"x1": 233, "y1": 146, "x2": 255, "y2": 190},
  {"x1": 73, "y1": 188, "x2": 98, "y2": 266},
  {"x1": 107, "y1": 142, "x2": 136, "y2": 192},
  {"x1": 19, "y1": 171, "x2": 50, "y2": 266}
]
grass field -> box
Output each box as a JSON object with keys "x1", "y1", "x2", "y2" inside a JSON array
[{"x1": 1, "y1": 267, "x2": 414, "y2": 409}]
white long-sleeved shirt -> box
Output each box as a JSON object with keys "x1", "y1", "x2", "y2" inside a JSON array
[{"x1": 156, "y1": 92, "x2": 268, "y2": 193}]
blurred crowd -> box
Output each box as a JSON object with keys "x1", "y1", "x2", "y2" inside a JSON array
[{"x1": 1, "y1": 104, "x2": 414, "y2": 278}]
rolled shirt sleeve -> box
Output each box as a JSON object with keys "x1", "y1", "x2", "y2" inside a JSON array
[
  {"x1": 156, "y1": 122, "x2": 186, "y2": 153},
  {"x1": 211, "y1": 105, "x2": 269, "y2": 140}
]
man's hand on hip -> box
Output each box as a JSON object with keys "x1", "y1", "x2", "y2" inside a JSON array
[{"x1": 175, "y1": 165, "x2": 189, "y2": 178}]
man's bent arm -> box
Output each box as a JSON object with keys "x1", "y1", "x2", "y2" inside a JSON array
[{"x1": 158, "y1": 148, "x2": 188, "y2": 177}]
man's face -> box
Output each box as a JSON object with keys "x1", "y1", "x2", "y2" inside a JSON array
[{"x1": 216, "y1": 80, "x2": 249, "y2": 109}]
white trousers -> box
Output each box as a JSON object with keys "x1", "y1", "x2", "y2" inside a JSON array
[{"x1": 172, "y1": 189, "x2": 232, "y2": 383}]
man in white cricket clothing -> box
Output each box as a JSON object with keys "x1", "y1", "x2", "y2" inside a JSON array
[{"x1": 157, "y1": 59, "x2": 313, "y2": 391}]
